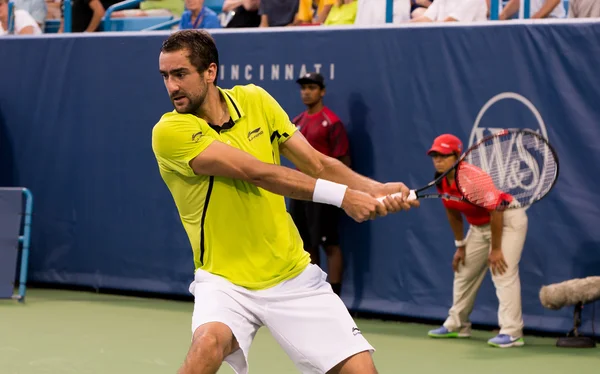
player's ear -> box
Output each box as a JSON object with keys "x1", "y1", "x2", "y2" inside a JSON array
[{"x1": 205, "y1": 63, "x2": 218, "y2": 85}]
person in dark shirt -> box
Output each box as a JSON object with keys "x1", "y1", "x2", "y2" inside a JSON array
[{"x1": 289, "y1": 72, "x2": 351, "y2": 297}]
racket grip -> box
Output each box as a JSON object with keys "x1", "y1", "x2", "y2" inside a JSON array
[{"x1": 376, "y1": 190, "x2": 417, "y2": 202}]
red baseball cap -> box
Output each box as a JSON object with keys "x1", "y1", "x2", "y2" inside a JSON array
[{"x1": 427, "y1": 134, "x2": 463, "y2": 156}]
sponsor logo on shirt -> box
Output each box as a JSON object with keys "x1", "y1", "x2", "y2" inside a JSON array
[
  {"x1": 192, "y1": 131, "x2": 203, "y2": 142},
  {"x1": 248, "y1": 127, "x2": 264, "y2": 141}
]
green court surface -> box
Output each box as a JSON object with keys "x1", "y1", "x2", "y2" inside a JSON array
[{"x1": 1, "y1": 289, "x2": 598, "y2": 374}]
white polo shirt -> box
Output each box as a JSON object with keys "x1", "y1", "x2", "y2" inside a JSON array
[
  {"x1": 0, "y1": 9, "x2": 42, "y2": 35},
  {"x1": 424, "y1": 0, "x2": 488, "y2": 22},
  {"x1": 354, "y1": 0, "x2": 411, "y2": 24}
]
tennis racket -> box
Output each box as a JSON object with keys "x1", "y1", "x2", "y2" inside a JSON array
[{"x1": 378, "y1": 129, "x2": 559, "y2": 211}]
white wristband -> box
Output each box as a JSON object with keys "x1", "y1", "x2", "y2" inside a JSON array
[
  {"x1": 455, "y1": 238, "x2": 467, "y2": 247},
  {"x1": 312, "y1": 179, "x2": 348, "y2": 208}
]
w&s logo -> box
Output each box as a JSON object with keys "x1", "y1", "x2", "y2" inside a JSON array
[{"x1": 468, "y1": 92, "x2": 551, "y2": 208}]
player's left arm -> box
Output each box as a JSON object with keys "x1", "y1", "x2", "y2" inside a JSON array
[
  {"x1": 281, "y1": 132, "x2": 380, "y2": 193},
  {"x1": 281, "y1": 127, "x2": 418, "y2": 211},
  {"x1": 258, "y1": 85, "x2": 417, "y2": 209}
]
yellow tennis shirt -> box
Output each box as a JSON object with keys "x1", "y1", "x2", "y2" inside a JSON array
[{"x1": 151, "y1": 84, "x2": 310, "y2": 290}]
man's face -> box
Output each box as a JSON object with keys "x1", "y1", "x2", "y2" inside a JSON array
[
  {"x1": 159, "y1": 49, "x2": 208, "y2": 114},
  {"x1": 300, "y1": 83, "x2": 324, "y2": 106},
  {"x1": 184, "y1": 0, "x2": 204, "y2": 12}
]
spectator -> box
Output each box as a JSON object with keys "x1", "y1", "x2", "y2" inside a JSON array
[
  {"x1": 60, "y1": 0, "x2": 105, "y2": 32},
  {"x1": 411, "y1": 0, "x2": 432, "y2": 19},
  {"x1": 259, "y1": 0, "x2": 298, "y2": 27},
  {"x1": 568, "y1": 0, "x2": 600, "y2": 18},
  {"x1": 354, "y1": 0, "x2": 410, "y2": 24},
  {"x1": 499, "y1": 0, "x2": 565, "y2": 19},
  {"x1": 323, "y1": 0, "x2": 356, "y2": 25},
  {"x1": 289, "y1": 72, "x2": 351, "y2": 297},
  {"x1": 410, "y1": 0, "x2": 487, "y2": 22},
  {"x1": 223, "y1": 0, "x2": 260, "y2": 27},
  {"x1": 179, "y1": 0, "x2": 221, "y2": 29},
  {"x1": 294, "y1": 0, "x2": 335, "y2": 25},
  {"x1": 0, "y1": 0, "x2": 43, "y2": 34},
  {"x1": 14, "y1": 0, "x2": 47, "y2": 28}
]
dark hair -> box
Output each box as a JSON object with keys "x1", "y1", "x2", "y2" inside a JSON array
[{"x1": 161, "y1": 30, "x2": 219, "y2": 85}]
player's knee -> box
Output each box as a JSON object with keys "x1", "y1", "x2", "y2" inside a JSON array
[
  {"x1": 191, "y1": 326, "x2": 235, "y2": 362},
  {"x1": 191, "y1": 333, "x2": 224, "y2": 361}
]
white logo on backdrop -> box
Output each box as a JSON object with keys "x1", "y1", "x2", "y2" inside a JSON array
[{"x1": 469, "y1": 92, "x2": 551, "y2": 208}]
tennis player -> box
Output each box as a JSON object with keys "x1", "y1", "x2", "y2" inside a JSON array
[
  {"x1": 152, "y1": 30, "x2": 419, "y2": 374},
  {"x1": 425, "y1": 134, "x2": 529, "y2": 348}
]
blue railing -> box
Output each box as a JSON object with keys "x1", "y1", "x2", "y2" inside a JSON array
[
  {"x1": 0, "y1": 188, "x2": 34, "y2": 302},
  {"x1": 7, "y1": 0, "x2": 14, "y2": 34},
  {"x1": 142, "y1": 18, "x2": 180, "y2": 31},
  {"x1": 17, "y1": 188, "x2": 33, "y2": 302},
  {"x1": 64, "y1": 0, "x2": 72, "y2": 32},
  {"x1": 102, "y1": 0, "x2": 143, "y2": 30},
  {"x1": 385, "y1": 0, "x2": 393, "y2": 22}
]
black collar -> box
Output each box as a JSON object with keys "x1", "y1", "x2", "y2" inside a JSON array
[
  {"x1": 209, "y1": 117, "x2": 235, "y2": 133},
  {"x1": 208, "y1": 92, "x2": 241, "y2": 133}
]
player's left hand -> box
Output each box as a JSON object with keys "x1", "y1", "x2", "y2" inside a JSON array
[{"x1": 373, "y1": 182, "x2": 420, "y2": 213}]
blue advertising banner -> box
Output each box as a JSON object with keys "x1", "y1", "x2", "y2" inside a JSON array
[{"x1": 1, "y1": 22, "x2": 599, "y2": 334}]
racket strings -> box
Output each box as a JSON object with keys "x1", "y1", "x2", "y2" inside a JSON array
[{"x1": 458, "y1": 131, "x2": 558, "y2": 210}]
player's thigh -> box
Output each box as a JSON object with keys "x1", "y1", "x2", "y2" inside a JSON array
[
  {"x1": 263, "y1": 264, "x2": 374, "y2": 373},
  {"x1": 190, "y1": 273, "x2": 261, "y2": 369}
]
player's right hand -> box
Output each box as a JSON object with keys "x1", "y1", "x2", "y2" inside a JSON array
[{"x1": 341, "y1": 189, "x2": 387, "y2": 222}]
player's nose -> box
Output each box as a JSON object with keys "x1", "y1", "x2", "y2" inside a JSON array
[{"x1": 165, "y1": 78, "x2": 180, "y2": 94}]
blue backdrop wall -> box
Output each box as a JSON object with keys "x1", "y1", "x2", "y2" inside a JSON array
[{"x1": 1, "y1": 22, "x2": 600, "y2": 335}]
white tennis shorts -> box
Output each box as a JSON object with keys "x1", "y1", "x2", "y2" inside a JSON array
[{"x1": 188, "y1": 264, "x2": 375, "y2": 374}]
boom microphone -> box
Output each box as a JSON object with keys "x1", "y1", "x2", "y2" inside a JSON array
[{"x1": 539, "y1": 276, "x2": 600, "y2": 310}]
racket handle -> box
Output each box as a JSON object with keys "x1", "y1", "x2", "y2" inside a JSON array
[{"x1": 376, "y1": 190, "x2": 417, "y2": 202}]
